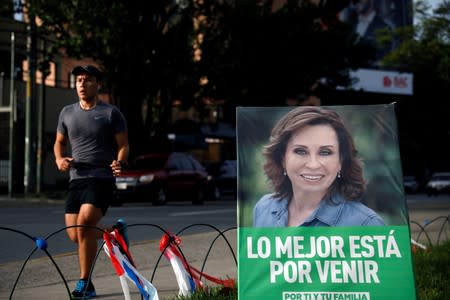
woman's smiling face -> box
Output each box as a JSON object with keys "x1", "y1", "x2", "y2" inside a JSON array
[{"x1": 283, "y1": 124, "x2": 342, "y2": 197}]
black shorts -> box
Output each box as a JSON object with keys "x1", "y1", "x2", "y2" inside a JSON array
[{"x1": 66, "y1": 178, "x2": 115, "y2": 216}]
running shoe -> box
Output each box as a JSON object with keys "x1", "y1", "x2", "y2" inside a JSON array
[{"x1": 71, "y1": 279, "x2": 96, "y2": 299}]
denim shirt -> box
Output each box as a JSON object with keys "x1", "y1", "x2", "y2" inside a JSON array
[{"x1": 252, "y1": 193, "x2": 385, "y2": 227}]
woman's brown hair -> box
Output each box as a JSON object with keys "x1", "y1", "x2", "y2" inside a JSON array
[{"x1": 262, "y1": 106, "x2": 366, "y2": 201}]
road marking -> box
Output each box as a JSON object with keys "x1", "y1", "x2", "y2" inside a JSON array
[{"x1": 169, "y1": 209, "x2": 235, "y2": 217}]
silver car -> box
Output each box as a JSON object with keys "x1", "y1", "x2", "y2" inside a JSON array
[{"x1": 425, "y1": 172, "x2": 450, "y2": 196}]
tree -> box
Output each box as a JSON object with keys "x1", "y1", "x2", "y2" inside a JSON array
[
  {"x1": 382, "y1": 0, "x2": 450, "y2": 96},
  {"x1": 26, "y1": 0, "x2": 375, "y2": 156},
  {"x1": 28, "y1": 0, "x2": 198, "y2": 156},
  {"x1": 380, "y1": 0, "x2": 450, "y2": 175},
  {"x1": 196, "y1": 0, "x2": 376, "y2": 106}
]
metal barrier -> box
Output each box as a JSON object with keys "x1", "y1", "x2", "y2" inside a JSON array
[
  {"x1": 410, "y1": 215, "x2": 450, "y2": 248},
  {"x1": 1, "y1": 216, "x2": 449, "y2": 299},
  {"x1": 0, "y1": 223, "x2": 237, "y2": 300}
]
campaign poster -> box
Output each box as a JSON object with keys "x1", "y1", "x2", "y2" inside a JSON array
[{"x1": 237, "y1": 104, "x2": 416, "y2": 300}]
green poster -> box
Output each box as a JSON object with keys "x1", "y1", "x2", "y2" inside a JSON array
[{"x1": 237, "y1": 105, "x2": 416, "y2": 300}]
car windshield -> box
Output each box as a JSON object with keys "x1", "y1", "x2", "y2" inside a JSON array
[
  {"x1": 433, "y1": 175, "x2": 450, "y2": 180},
  {"x1": 131, "y1": 156, "x2": 167, "y2": 170},
  {"x1": 167, "y1": 152, "x2": 205, "y2": 171}
]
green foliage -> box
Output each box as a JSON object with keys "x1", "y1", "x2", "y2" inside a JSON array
[
  {"x1": 377, "y1": 0, "x2": 450, "y2": 176},
  {"x1": 0, "y1": 0, "x2": 15, "y2": 18},
  {"x1": 27, "y1": 0, "x2": 199, "y2": 154},
  {"x1": 26, "y1": 0, "x2": 373, "y2": 106},
  {"x1": 25, "y1": 0, "x2": 375, "y2": 154},
  {"x1": 381, "y1": 0, "x2": 450, "y2": 95},
  {"x1": 413, "y1": 240, "x2": 450, "y2": 300},
  {"x1": 30, "y1": 0, "x2": 129, "y2": 61},
  {"x1": 198, "y1": 1, "x2": 374, "y2": 105},
  {"x1": 165, "y1": 285, "x2": 237, "y2": 300}
]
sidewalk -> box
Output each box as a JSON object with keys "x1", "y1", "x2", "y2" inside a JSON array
[
  {"x1": 0, "y1": 230, "x2": 237, "y2": 300},
  {"x1": 0, "y1": 194, "x2": 237, "y2": 300},
  {"x1": 406, "y1": 195, "x2": 450, "y2": 246}
]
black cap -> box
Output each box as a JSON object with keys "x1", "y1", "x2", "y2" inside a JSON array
[{"x1": 71, "y1": 65, "x2": 102, "y2": 81}]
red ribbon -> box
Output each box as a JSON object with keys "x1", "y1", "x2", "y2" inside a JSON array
[
  {"x1": 159, "y1": 232, "x2": 235, "y2": 289},
  {"x1": 104, "y1": 229, "x2": 136, "y2": 275}
]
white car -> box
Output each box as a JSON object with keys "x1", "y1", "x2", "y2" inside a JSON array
[{"x1": 425, "y1": 172, "x2": 450, "y2": 196}]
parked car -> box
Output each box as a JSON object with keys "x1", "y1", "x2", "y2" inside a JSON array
[
  {"x1": 425, "y1": 172, "x2": 450, "y2": 196},
  {"x1": 114, "y1": 152, "x2": 212, "y2": 205},
  {"x1": 208, "y1": 160, "x2": 237, "y2": 199},
  {"x1": 403, "y1": 175, "x2": 420, "y2": 194}
]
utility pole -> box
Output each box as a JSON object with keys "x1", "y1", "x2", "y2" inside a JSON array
[
  {"x1": 24, "y1": 12, "x2": 37, "y2": 194},
  {"x1": 36, "y1": 38, "x2": 48, "y2": 194},
  {"x1": 9, "y1": 32, "x2": 16, "y2": 196}
]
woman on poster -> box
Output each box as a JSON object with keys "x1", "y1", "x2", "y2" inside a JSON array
[{"x1": 253, "y1": 106, "x2": 385, "y2": 227}]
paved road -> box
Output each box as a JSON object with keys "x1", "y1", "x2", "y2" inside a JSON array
[
  {"x1": 0, "y1": 193, "x2": 449, "y2": 263},
  {"x1": 0, "y1": 197, "x2": 236, "y2": 264},
  {"x1": 0, "y1": 193, "x2": 448, "y2": 300}
]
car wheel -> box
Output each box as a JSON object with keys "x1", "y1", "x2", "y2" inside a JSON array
[
  {"x1": 152, "y1": 188, "x2": 167, "y2": 206},
  {"x1": 207, "y1": 184, "x2": 221, "y2": 200},
  {"x1": 192, "y1": 188, "x2": 205, "y2": 205},
  {"x1": 213, "y1": 186, "x2": 221, "y2": 200}
]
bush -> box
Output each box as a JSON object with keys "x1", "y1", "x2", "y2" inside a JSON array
[{"x1": 413, "y1": 240, "x2": 450, "y2": 300}]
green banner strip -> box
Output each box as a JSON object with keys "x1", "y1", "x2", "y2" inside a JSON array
[{"x1": 238, "y1": 226, "x2": 416, "y2": 300}]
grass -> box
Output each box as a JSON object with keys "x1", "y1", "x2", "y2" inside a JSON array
[
  {"x1": 165, "y1": 241, "x2": 450, "y2": 300},
  {"x1": 165, "y1": 286, "x2": 237, "y2": 300},
  {"x1": 413, "y1": 240, "x2": 450, "y2": 300}
]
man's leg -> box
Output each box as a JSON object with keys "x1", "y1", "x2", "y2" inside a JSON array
[
  {"x1": 76, "y1": 203, "x2": 103, "y2": 280},
  {"x1": 65, "y1": 213, "x2": 79, "y2": 243}
]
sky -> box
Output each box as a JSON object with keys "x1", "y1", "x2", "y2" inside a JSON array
[
  {"x1": 414, "y1": 0, "x2": 443, "y2": 24},
  {"x1": 424, "y1": 0, "x2": 443, "y2": 11}
]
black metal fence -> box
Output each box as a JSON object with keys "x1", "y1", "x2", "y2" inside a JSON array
[
  {"x1": 0, "y1": 223, "x2": 237, "y2": 300},
  {"x1": 1, "y1": 216, "x2": 449, "y2": 299},
  {"x1": 410, "y1": 215, "x2": 450, "y2": 249}
]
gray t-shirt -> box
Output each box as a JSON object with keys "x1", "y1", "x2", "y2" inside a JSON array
[{"x1": 56, "y1": 101, "x2": 127, "y2": 180}]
